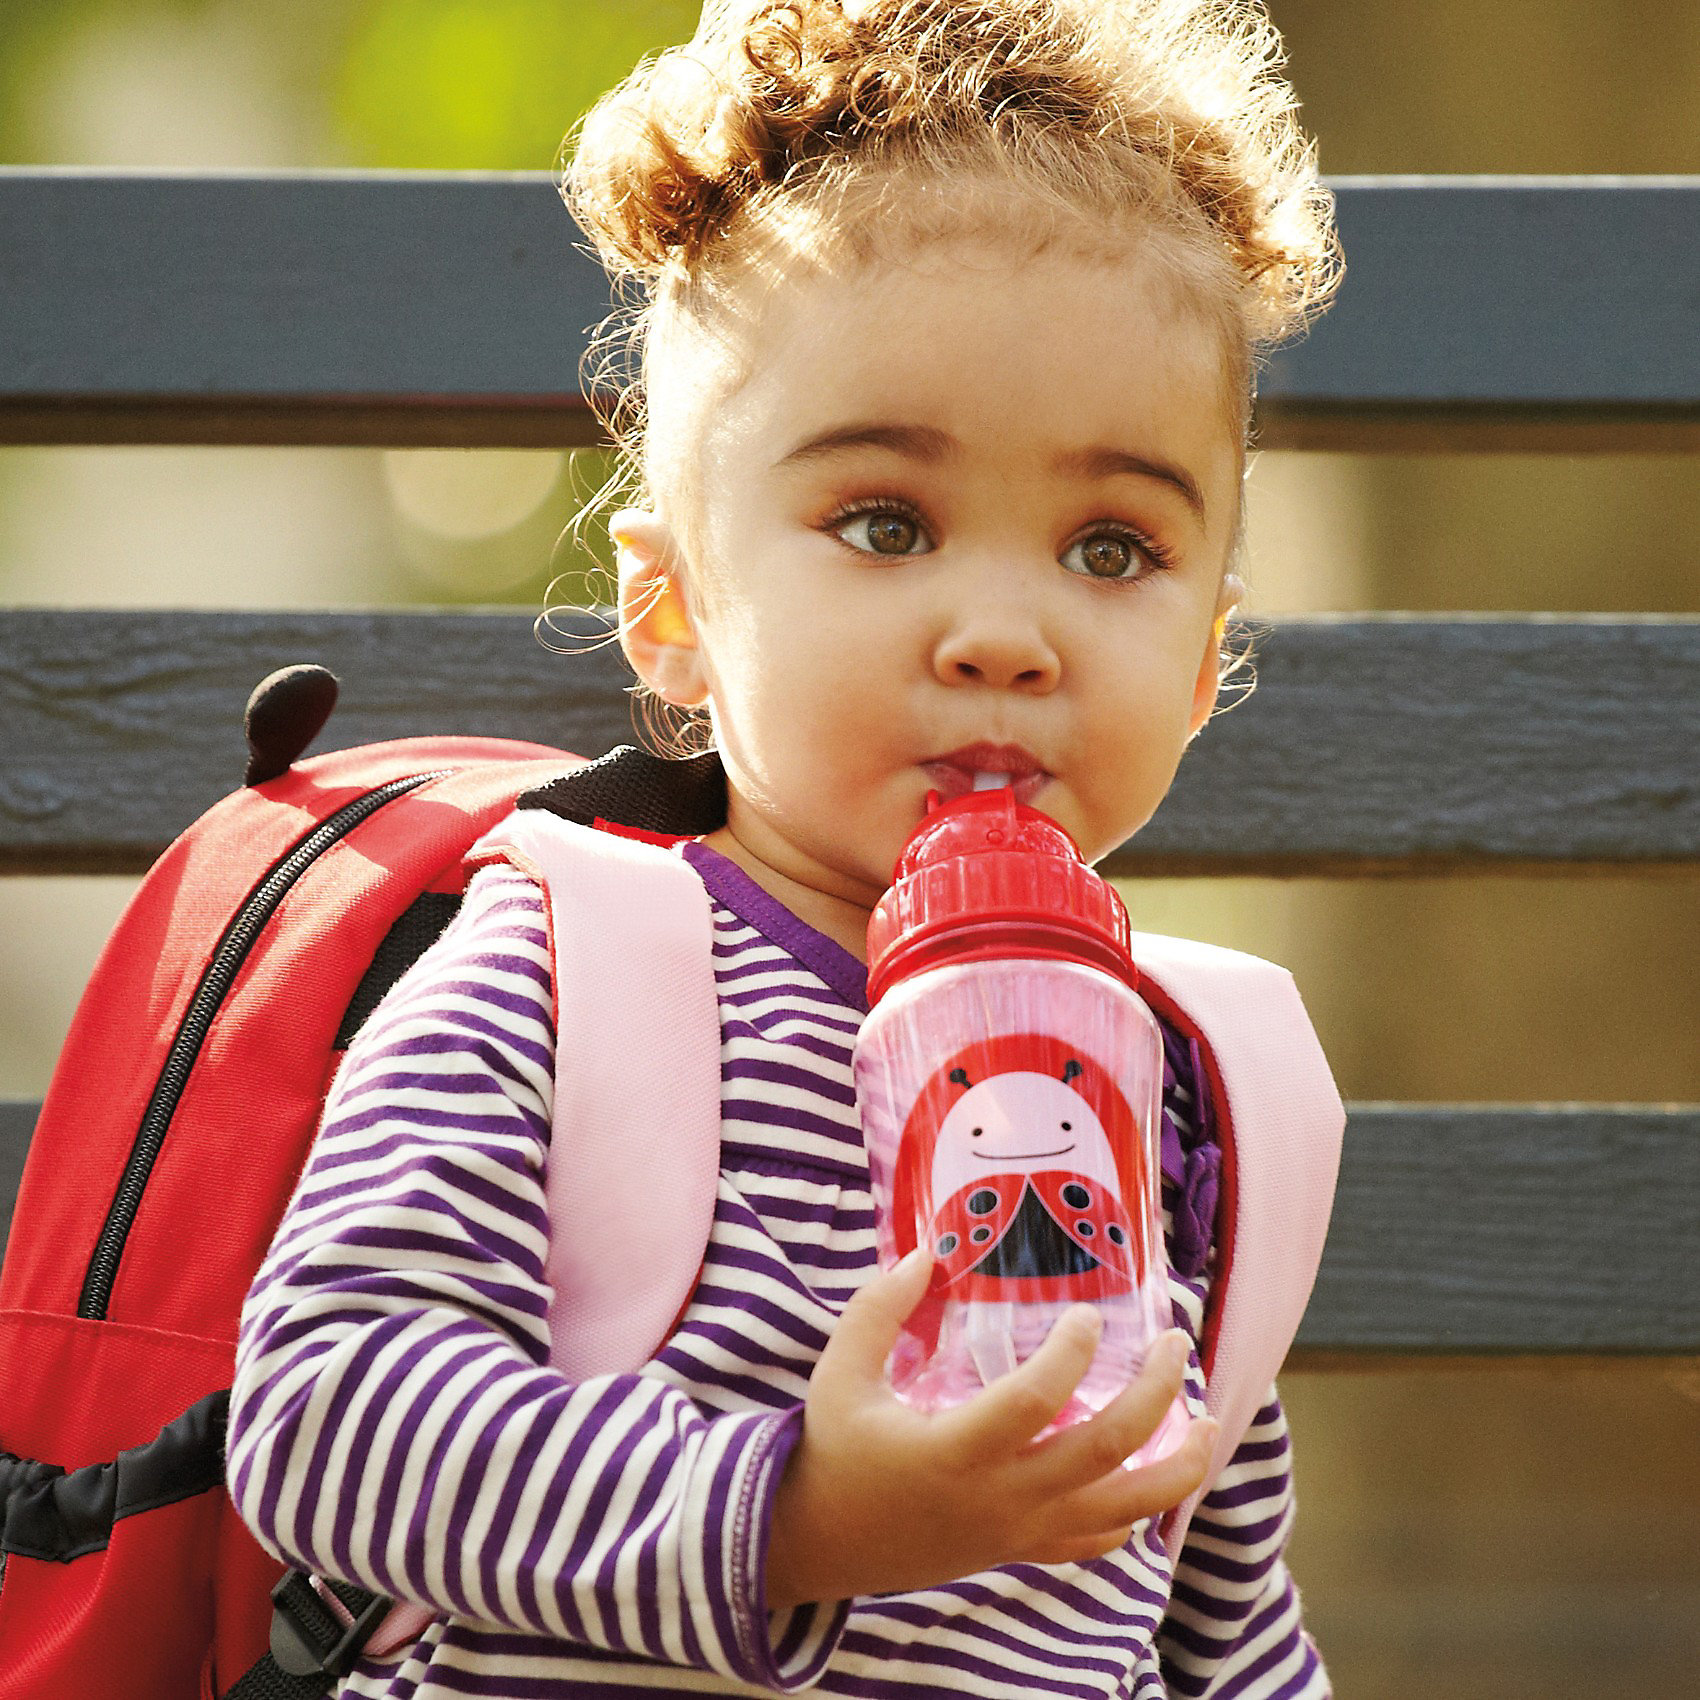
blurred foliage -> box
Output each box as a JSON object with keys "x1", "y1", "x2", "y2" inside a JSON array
[
  {"x1": 334, "y1": 0, "x2": 700, "y2": 169},
  {"x1": 0, "y1": 0, "x2": 685, "y2": 607},
  {"x1": 0, "y1": 0, "x2": 700, "y2": 169},
  {"x1": 383, "y1": 446, "x2": 622, "y2": 609}
]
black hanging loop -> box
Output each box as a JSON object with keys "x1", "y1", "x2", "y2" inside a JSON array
[{"x1": 244, "y1": 665, "x2": 339, "y2": 787}]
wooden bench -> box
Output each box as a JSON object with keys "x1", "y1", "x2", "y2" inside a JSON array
[{"x1": 1, "y1": 169, "x2": 1697, "y2": 1371}]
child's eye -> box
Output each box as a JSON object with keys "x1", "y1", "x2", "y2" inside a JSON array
[
  {"x1": 829, "y1": 503, "x2": 934, "y2": 558},
  {"x1": 1061, "y1": 526, "x2": 1174, "y2": 582}
]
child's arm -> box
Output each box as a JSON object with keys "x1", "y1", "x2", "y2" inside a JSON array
[
  {"x1": 1155, "y1": 1388, "x2": 1329, "y2": 1698},
  {"x1": 225, "y1": 865, "x2": 843, "y2": 1693}
]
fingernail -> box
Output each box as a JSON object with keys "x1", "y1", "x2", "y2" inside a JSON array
[
  {"x1": 895, "y1": 1248, "x2": 928, "y2": 1274},
  {"x1": 1161, "y1": 1331, "x2": 1189, "y2": 1369},
  {"x1": 1069, "y1": 1304, "x2": 1104, "y2": 1340}
]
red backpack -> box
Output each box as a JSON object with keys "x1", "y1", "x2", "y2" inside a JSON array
[
  {"x1": 1, "y1": 667, "x2": 1343, "y2": 1696},
  {"x1": 0, "y1": 666, "x2": 579, "y2": 1698}
]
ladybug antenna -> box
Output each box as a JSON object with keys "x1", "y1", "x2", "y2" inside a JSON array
[
  {"x1": 1062, "y1": 1060, "x2": 1083, "y2": 1084},
  {"x1": 949, "y1": 1068, "x2": 971, "y2": 1089}
]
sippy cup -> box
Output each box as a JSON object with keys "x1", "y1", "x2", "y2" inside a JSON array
[{"x1": 854, "y1": 786, "x2": 1188, "y2": 1462}]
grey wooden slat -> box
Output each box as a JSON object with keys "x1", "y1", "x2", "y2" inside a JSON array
[
  {"x1": 1261, "y1": 176, "x2": 1700, "y2": 449},
  {"x1": 1297, "y1": 1105, "x2": 1700, "y2": 1354},
  {"x1": 1, "y1": 610, "x2": 1694, "y2": 875},
  {"x1": 1, "y1": 173, "x2": 1696, "y2": 450},
  {"x1": 0, "y1": 607, "x2": 624, "y2": 874},
  {"x1": 0, "y1": 169, "x2": 604, "y2": 448},
  {"x1": 3, "y1": 1098, "x2": 1695, "y2": 1352},
  {"x1": 0, "y1": 1100, "x2": 29, "y2": 1272}
]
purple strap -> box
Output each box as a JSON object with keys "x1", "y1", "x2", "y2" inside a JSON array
[{"x1": 1159, "y1": 1025, "x2": 1220, "y2": 1278}]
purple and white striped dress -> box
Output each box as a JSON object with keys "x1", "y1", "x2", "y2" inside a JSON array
[{"x1": 228, "y1": 839, "x2": 1327, "y2": 1698}]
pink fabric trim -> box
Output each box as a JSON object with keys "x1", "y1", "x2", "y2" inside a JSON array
[
  {"x1": 1127, "y1": 934, "x2": 1344, "y2": 1563},
  {"x1": 475, "y1": 810, "x2": 723, "y2": 1382}
]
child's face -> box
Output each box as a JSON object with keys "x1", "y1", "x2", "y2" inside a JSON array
[{"x1": 618, "y1": 237, "x2": 1243, "y2": 924}]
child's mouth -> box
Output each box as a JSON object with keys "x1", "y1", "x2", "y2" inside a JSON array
[{"x1": 922, "y1": 745, "x2": 1050, "y2": 806}]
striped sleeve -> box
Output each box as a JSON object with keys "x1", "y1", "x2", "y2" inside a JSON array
[
  {"x1": 225, "y1": 863, "x2": 845, "y2": 1693},
  {"x1": 1156, "y1": 1390, "x2": 1329, "y2": 1699}
]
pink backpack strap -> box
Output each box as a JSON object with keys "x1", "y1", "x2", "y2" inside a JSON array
[
  {"x1": 1126, "y1": 934, "x2": 1344, "y2": 1563},
  {"x1": 367, "y1": 810, "x2": 725, "y2": 1660},
  {"x1": 470, "y1": 809, "x2": 724, "y2": 1381}
]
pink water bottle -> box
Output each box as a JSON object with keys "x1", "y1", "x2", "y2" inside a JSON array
[{"x1": 855, "y1": 788, "x2": 1188, "y2": 1461}]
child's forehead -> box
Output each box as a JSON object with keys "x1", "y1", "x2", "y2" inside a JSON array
[
  {"x1": 639, "y1": 201, "x2": 1250, "y2": 559},
  {"x1": 713, "y1": 203, "x2": 1227, "y2": 351},
  {"x1": 689, "y1": 241, "x2": 1238, "y2": 479},
  {"x1": 767, "y1": 240, "x2": 1216, "y2": 375}
]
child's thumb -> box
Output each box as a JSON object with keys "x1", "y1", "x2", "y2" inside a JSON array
[{"x1": 819, "y1": 1250, "x2": 934, "y2": 1389}]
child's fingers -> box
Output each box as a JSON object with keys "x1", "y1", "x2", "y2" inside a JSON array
[
  {"x1": 1048, "y1": 1415, "x2": 1217, "y2": 1536},
  {"x1": 1021, "y1": 1330, "x2": 1192, "y2": 1493},
  {"x1": 936, "y1": 1304, "x2": 1103, "y2": 1464},
  {"x1": 1020, "y1": 1525, "x2": 1138, "y2": 1569},
  {"x1": 815, "y1": 1250, "x2": 935, "y2": 1397}
]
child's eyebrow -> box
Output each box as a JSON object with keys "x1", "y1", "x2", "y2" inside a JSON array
[
  {"x1": 775, "y1": 422, "x2": 955, "y2": 467},
  {"x1": 776, "y1": 423, "x2": 1206, "y2": 524},
  {"x1": 1053, "y1": 446, "x2": 1207, "y2": 522}
]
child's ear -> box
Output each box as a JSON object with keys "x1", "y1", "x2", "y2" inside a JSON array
[
  {"x1": 611, "y1": 508, "x2": 709, "y2": 708},
  {"x1": 1188, "y1": 573, "x2": 1245, "y2": 736}
]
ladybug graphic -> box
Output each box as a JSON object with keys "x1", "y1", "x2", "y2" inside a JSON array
[{"x1": 891, "y1": 1033, "x2": 1152, "y2": 1308}]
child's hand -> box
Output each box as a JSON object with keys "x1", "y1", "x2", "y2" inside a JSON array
[{"x1": 766, "y1": 1251, "x2": 1217, "y2": 1609}]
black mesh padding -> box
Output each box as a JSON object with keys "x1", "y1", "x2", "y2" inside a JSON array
[
  {"x1": 225, "y1": 1649, "x2": 336, "y2": 1700},
  {"x1": 517, "y1": 745, "x2": 727, "y2": 836},
  {"x1": 335, "y1": 749, "x2": 724, "y2": 1052},
  {"x1": 0, "y1": 1390, "x2": 228, "y2": 1563},
  {"x1": 334, "y1": 892, "x2": 463, "y2": 1048}
]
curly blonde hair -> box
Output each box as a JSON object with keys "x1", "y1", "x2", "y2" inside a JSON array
[
  {"x1": 557, "y1": 0, "x2": 1338, "y2": 746},
  {"x1": 568, "y1": 0, "x2": 1336, "y2": 440}
]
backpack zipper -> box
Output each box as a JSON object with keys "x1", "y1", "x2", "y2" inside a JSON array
[{"x1": 77, "y1": 772, "x2": 447, "y2": 1320}]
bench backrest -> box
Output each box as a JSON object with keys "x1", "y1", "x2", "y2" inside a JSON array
[{"x1": 0, "y1": 169, "x2": 1696, "y2": 1358}]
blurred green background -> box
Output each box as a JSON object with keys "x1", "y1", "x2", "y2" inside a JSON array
[{"x1": 2, "y1": 2, "x2": 1697, "y2": 1695}]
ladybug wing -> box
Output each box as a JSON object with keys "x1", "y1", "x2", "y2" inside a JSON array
[
  {"x1": 1031, "y1": 1170, "x2": 1144, "y2": 1282},
  {"x1": 928, "y1": 1173, "x2": 1024, "y2": 1287}
]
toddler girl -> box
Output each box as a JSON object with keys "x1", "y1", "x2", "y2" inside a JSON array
[{"x1": 227, "y1": 1, "x2": 1341, "y2": 1694}]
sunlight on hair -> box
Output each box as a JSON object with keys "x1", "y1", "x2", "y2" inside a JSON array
[
  {"x1": 534, "y1": 449, "x2": 631, "y2": 655},
  {"x1": 535, "y1": 591, "x2": 611, "y2": 653},
  {"x1": 562, "y1": 0, "x2": 1341, "y2": 572},
  {"x1": 1211, "y1": 617, "x2": 1263, "y2": 718}
]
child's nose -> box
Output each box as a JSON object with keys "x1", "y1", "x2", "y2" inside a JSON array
[{"x1": 932, "y1": 610, "x2": 1061, "y2": 693}]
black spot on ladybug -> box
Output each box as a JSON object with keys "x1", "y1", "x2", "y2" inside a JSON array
[
  {"x1": 1107, "y1": 1224, "x2": 1127, "y2": 1246},
  {"x1": 968, "y1": 1185, "x2": 1099, "y2": 1279},
  {"x1": 970, "y1": 1224, "x2": 993, "y2": 1244},
  {"x1": 1061, "y1": 1182, "x2": 1091, "y2": 1210},
  {"x1": 936, "y1": 1232, "x2": 959, "y2": 1256},
  {"x1": 1075, "y1": 1220, "x2": 1095, "y2": 1237},
  {"x1": 967, "y1": 1188, "x2": 998, "y2": 1215}
]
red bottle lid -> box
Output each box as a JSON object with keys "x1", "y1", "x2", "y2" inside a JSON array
[{"x1": 865, "y1": 789, "x2": 1137, "y2": 1005}]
